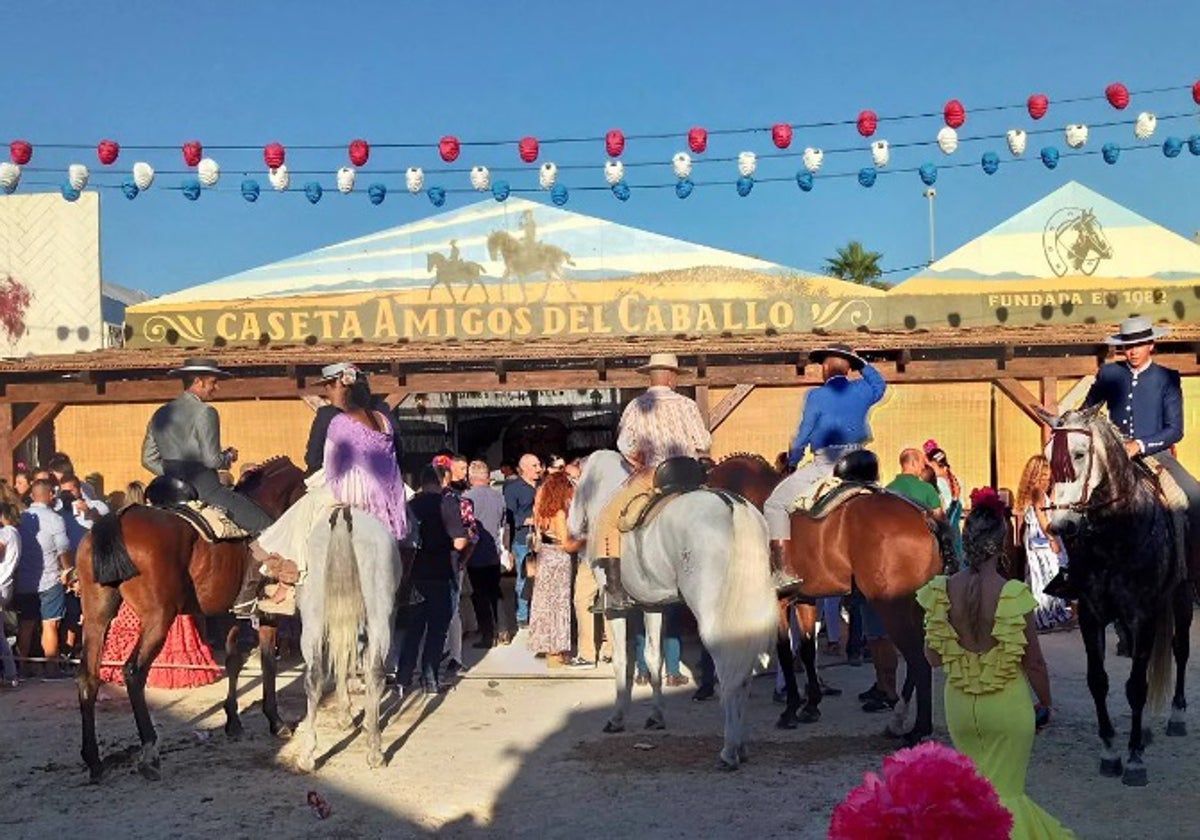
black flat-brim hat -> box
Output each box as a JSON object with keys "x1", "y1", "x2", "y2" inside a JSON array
[
  {"x1": 168, "y1": 357, "x2": 232, "y2": 378},
  {"x1": 809, "y1": 344, "x2": 867, "y2": 371}
]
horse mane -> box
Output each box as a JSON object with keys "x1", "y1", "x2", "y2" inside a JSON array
[
  {"x1": 717, "y1": 451, "x2": 773, "y2": 468},
  {"x1": 1069, "y1": 410, "x2": 1141, "y2": 507}
]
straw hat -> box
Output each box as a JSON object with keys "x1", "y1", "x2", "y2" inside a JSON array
[
  {"x1": 809, "y1": 343, "x2": 867, "y2": 371},
  {"x1": 168, "y1": 357, "x2": 231, "y2": 378},
  {"x1": 1105, "y1": 316, "x2": 1170, "y2": 347},
  {"x1": 636, "y1": 353, "x2": 684, "y2": 374}
]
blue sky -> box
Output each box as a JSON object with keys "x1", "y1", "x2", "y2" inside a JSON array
[{"x1": 7, "y1": 1, "x2": 1200, "y2": 296}]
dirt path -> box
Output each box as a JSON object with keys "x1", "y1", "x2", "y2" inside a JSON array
[{"x1": 3, "y1": 624, "x2": 1197, "y2": 839}]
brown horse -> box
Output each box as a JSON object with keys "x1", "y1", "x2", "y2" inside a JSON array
[
  {"x1": 708, "y1": 453, "x2": 831, "y2": 728},
  {"x1": 75, "y1": 456, "x2": 307, "y2": 782},
  {"x1": 786, "y1": 477, "x2": 941, "y2": 742}
]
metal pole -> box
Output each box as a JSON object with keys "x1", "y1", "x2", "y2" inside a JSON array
[{"x1": 923, "y1": 188, "x2": 937, "y2": 265}]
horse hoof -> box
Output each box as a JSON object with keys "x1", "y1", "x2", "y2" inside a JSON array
[
  {"x1": 296, "y1": 754, "x2": 316, "y2": 774},
  {"x1": 367, "y1": 750, "x2": 385, "y2": 770},
  {"x1": 776, "y1": 714, "x2": 799, "y2": 730},
  {"x1": 737, "y1": 746, "x2": 749, "y2": 763},
  {"x1": 272, "y1": 722, "x2": 294, "y2": 740},
  {"x1": 644, "y1": 716, "x2": 666, "y2": 731},
  {"x1": 602, "y1": 721, "x2": 624, "y2": 734},
  {"x1": 138, "y1": 761, "x2": 161, "y2": 782},
  {"x1": 224, "y1": 721, "x2": 244, "y2": 741},
  {"x1": 716, "y1": 757, "x2": 739, "y2": 772},
  {"x1": 1099, "y1": 757, "x2": 1123, "y2": 777},
  {"x1": 1122, "y1": 766, "x2": 1148, "y2": 787},
  {"x1": 87, "y1": 765, "x2": 106, "y2": 785},
  {"x1": 1166, "y1": 720, "x2": 1188, "y2": 737},
  {"x1": 798, "y1": 708, "x2": 821, "y2": 725}
]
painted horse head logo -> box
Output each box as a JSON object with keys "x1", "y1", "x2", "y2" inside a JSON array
[{"x1": 1043, "y1": 207, "x2": 1114, "y2": 277}]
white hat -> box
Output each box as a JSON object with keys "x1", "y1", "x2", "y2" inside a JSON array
[
  {"x1": 168, "y1": 357, "x2": 231, "y2": 378},
  {"x1": 635, "y1": 353, "x2": 684, "y2": 374},
  {"x1": 1105, "y1": 316, "x2": 1170, "y2": 347},
  {"x1": 318, "y1": 362, "x2": 359, "y2": 382}
]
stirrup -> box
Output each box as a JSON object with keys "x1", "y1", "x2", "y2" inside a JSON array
[{"x1": 772, "y1": 570, "x2": 804, "y2": 596}]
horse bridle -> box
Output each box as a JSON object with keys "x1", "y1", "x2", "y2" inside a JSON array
[{"x1": 1043, "y1": 427, "x2": 1097, "y2": 513}]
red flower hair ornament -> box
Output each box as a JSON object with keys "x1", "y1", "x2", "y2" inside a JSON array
[
  {"x1": 829, "y1": 742, "x2": 1013, "y2": 840},
  {"x1": 969, "y1": 486, "x2": 1007, "y2": 516}
]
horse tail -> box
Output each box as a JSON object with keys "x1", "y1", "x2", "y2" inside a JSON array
[
  {"x1": 89, "y1": 511, "x2": 140, "y2": 586},
  {"x1": 1146, "y1": 593, "x2": 1175, "y2": 713},
  {"x1": 324, "y1": 508, "x2": 365, "y2": 694},
  {"x1": 717, "y1": 500, "x2": 778, "y2": 680}
]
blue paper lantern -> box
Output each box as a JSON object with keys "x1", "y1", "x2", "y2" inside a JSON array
[
  {"x1": 1101, "y1": 143, "x2": 1120, "y2": 165},
  {"x1": 550, "y1": 183, "x2": 568, "y2": 206},
  {"x1": 492, "y1": 180, "x2": 510, "y2": 202},
  {"x1": 735, "y1": 176, "x2": 754, "y2": 197},
  {"x1": 1163, "y1": 137, "x2": 1183, "y2": 158},
  {"x1": 241, "y1": 179, "x2": 260, "y2": 201},
  {"x1": 1040, "y1": 146, "x2": 1059, "y2": 169},
  {"x1": 676, "y1": 178, "x2": 694, "y2": 199},
  {"x1": 304, "y1": 181, "x2": 323, "y2": 203},
  {"x1": 368, "y1": 183, "x2": 387, "y2": 205},
  {"x1": 981, "y1": 152, "x2": 1000, "y2": 175},
  {"x1": 918, "y1": 163, "x2": 937, "y2": 186},
  {"x1": 60, "y1": 182, "x2": 80, "y2": 202},
  {"x1": 121, "y1": 177, "x2": 139, "y2": 200},
  {"x1": 857, "y1": 167, "x2": 876, "y2": 188},
  {"x1": 1189, "y1": 135, "x2": 1200, "y2": 156},
  {"x1": 427, "y1": 186, "x2": 446, "y2": 207},
  {"x1": 612, "y1": 180, "x2": 630, "y2": 201},
  {"x1": 182, "y1": 177, "x2": 202, "y2": 201},
  {"x1": 795, "y1": 171, "x2": 814, "y2": 192}
]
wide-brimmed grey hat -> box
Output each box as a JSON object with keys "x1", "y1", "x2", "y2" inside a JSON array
[
  {"x1": 168, "y1": 357, "x2": 231, "y2": 378},
  {"x1": 809, "y1": 343, "x2": 867, "y2": 371},
  {"x1": 636, "y1": 353, "x2": 685, "y2": 374},
  {"x1": 1105, "y1": 316, "x2": 1170, "y2": 347}
]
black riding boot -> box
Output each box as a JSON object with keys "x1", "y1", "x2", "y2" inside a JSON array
[
  {"x1": 592, "y1": 557, "x2": 634, "y2": 613},
  {"x1": 232, "y1": 558, "x2": 264, "y2": 620}
]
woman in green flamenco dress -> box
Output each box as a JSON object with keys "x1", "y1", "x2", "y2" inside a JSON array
[{"x1": 917, "y1": 489, "x2": 1075, "y2": 839}]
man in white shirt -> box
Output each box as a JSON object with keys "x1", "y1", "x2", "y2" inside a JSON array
[{"x1": 15, "y1": 479, "x2": 72, "y2": 679}]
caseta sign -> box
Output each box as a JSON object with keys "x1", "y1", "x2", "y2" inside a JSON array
[{"x1": 125, "y1": 279, "x2": 1196, "y2": 348}]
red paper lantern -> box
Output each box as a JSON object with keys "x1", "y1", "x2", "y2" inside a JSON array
[
  {"x1": 1027, "y1": 94, "x2": 1049, "y2": 120},
  {"x1": 687, "y1": 127, "x2": 708, "y2": 154},
  {"x1": 771, "y1": 123, "x2": 793, "y2": 149},
  {"x1": 518, "y1": 136, "x2": 539, "y2": 163},
  {"x1": 96, "y1": 139, "x2": 120, "y2": 165},
  {"x1": 182, "y1": 141, "x2": 203, "y2": 167},
  {"x1": 605, "y1": 129, "x2": 625, "y2": 157},
  {"x1": 439, "y1": 135, "x2": 460, "y2": 162},
  {"x1": 9, "y1": 140, "x2": 32, "y2": 165},
  {"x1": 1105, "y1": 82, "x2": 1130, "y2": 110},
  {"x1": 943, "y1": 99, "x2": 966, "y2": 129},
  {"x1": 349, "y1": 139, "x2": 370, "y2": 167},
  {"x1": 1192, "y1": 79, "x2": 1200, "y2": 105},
  {"x1": 856, "y1": 110, "x2": 878, "y2": 137},
  {"x1": 263, "y1": 142, "x2": 286, "y2": 169}
]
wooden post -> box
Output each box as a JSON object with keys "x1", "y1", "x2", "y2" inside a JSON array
[
  {"x1": 694, "y1": 385, "x2": 710, "y2": 427},
  {"x1": 708, "y1": 384, "x2": 756, "y2": 433},
  {"x1": 1039, "y1": 377, "x2": 1058, "y2": 445},
  {"x1": 0, "y1": 403, "x2": 11, "y2": 483}
]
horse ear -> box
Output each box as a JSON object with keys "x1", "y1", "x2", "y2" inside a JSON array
[
  {"x1": 1034, "y1": 406, "x2": 1059, "y2": 427},
  {"x1": 1080, "y1": 403, "x2": 1104, "y2": 421}
]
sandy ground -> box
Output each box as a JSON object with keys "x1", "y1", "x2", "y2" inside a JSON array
[{"x1": 3, "y1": 621, "x2": 1199, "y2": 840}]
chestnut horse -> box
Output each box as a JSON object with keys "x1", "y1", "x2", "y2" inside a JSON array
[
  {"x1": 708, "y1": 453, "x2": 829, "y2": 728},
  {"x1": 75, "y1": 457, "x2": 306, "y2": 782}
]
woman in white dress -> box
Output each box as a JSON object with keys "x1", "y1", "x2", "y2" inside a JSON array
[{"x1": 1015, "y1": 456, "x2": 1072, "y2": 630}]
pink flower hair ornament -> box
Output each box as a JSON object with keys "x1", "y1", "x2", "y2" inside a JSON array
[{"x1": 829, "y1": 742, "x2": 1013, "y2": 840}]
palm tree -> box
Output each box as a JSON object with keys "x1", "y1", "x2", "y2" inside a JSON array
[{"x1": 824, "y1": 241, "x2": 887, "y2": 289}]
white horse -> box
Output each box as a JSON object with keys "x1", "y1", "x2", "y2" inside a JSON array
[
  {"x1": 568, "y1": 450, "x2": 778, "y2": 769},
  {"x1": 295, "y1": 506, "x2": 401, "y2": 772}
]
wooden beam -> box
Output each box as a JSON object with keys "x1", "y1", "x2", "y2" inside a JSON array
[
  {"x1": 694, "y1": 385, "x2": 710, "y2": 427},
  {"x1": 709, "y1": 384, "x2": 755, "y2": 432},
  {"x1": 0, "y1": 403, "x2": 11, "y2": 482},
  {"x1": 1038, "y1": 378, "x2": 1058, "y2": 445},
  {"x1": 995, "y1": 378, "x2": 1046, "y2": 425},
  {"x1": 383, "y1": 390, "x2": 410, "y2": 410},
  {"x1": 1059, "y1": 375, "x2": 1096, "y2": 413},
  {"x1": 10, "y1": 403, "x2": 64, "y2": 450}
]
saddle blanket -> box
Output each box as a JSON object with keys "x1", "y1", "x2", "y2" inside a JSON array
[{"x1": 169, "y1": 501, "x2": 251, "y2": 542}]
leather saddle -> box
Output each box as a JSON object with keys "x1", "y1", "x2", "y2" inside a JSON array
[
  {"x1": 792, "y1": 451, "x2": 883, "y2": 520},
  {"x1": 619, "y1": 456, "x2": 731, "y2": 533},
  {"x1": 143, "y1": 476, "x2": 247, "y2": 542}
]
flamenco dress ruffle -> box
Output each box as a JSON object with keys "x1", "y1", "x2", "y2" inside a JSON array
[{"x1": 100, "y1": 602, "x2": 221, "y2": 689}]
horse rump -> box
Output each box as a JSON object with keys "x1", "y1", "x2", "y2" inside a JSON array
[{"x1": 89, "y1": 512, "x2": 141, "y2": 586}]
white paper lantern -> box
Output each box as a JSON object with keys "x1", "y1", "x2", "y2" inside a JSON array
[
  {"x1": 1005, "y1": 129, "x2": 1027, "y2": 157},
  {"x1": 68, "y1": 163, "x2": 90, "y2": 191},
  {"x1": 132, "y1": 161, "x2": 155, "y2": 190},
  {"x1": 1135, "y1": 112, "x2": 1157, "y2": 140},
  {"x1": 470, "y1": 165, "x2": 490, "y2": 191},
  {"x1": 737, "y1": 151, "x2": 757, "y2": 177},
  {"x1": 802, "y1": 147, "x2": 824, "y2": 173},
  {"x1": 538, "y1": 162, "x2": 558, "y2": 189},
  {"x1": 0, "y1": 163, "x2": 20, "y2": 193},
  {"x1": 871, "y1": 139, "x2": 890, "y2": 168},
  {"x1": 936, "y1": 127, "x2": 959, "y2": 155},
  {"x1": 1065, "y1": 124, "x2": 1089, "y2": 149},
  {"x1": 604, "y1": 159, "x2": 625, "y2": 185},
  {"x1": 268, "y1": 164, "x2": 290, "y2": 191},
  {"x1": 672, "y1": 152, "x2": 692, "y2": 179},
  {"x1": 406, "y1": 166, "x2": 425, "y2": 194},
  {"x1": 336, "y1": 166, "x2": 356, "y2": 194},
  {"x1": 197, "y1": 157, "x2": 220, "y2": 187}
]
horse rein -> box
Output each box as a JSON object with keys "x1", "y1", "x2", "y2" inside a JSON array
[{"x1": 1043, "y1": 427, "x2": 1097, "y2": 513}]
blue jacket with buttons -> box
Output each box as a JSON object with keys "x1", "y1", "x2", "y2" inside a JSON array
[
  {"x1": 788, "y1": 363, "x2": 887, "y2": 468},
  {"x1": 1084, "y1": 361, "x2": 1183, "y2": 456}
]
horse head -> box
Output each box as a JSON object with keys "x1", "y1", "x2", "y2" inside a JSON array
[
  {"x1": 1078, "y1": 208, "x2": 1113, "y2": 259},
  {"x1": 486, "y1": 230, "x2": 510, "y2": 261},
  {"x1": 707, "y1": 453, "x2": 780, "y2": 510},
  {"x1": 426, "y1": 252, "x2": 440, "y2": 272},
  {"x1": 236, "y1": 455, "x2": 306, "y2": 520},
  {"x1": 1042, "y1": 404, "x2": 1122, "y2": 536}
]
